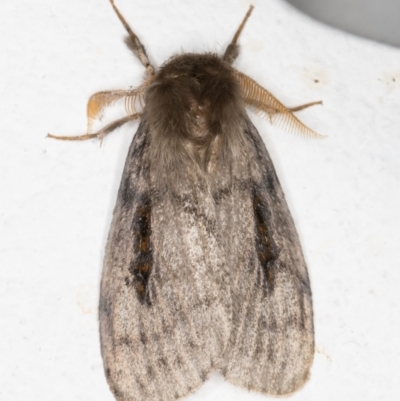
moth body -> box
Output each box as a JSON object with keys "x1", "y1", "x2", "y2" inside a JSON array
[{"x1": 50, "y1": 2, "x2": 321, "y2": 400}]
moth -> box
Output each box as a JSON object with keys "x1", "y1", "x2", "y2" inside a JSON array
[{"x1": 50, "y1": 1, "x2": 322, "y2": 400}]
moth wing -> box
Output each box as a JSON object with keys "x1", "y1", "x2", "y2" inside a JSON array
[
  {"x1": 99, "y1": 123, "x2": 231, "y2": 401},
  {"x1": 216, "y1": 117, "x2": 314, "y2": 395}
]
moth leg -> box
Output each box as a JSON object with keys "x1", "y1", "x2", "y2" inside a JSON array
[
  {"x1": 49, "y1": 80, "x2": 150, "y2": 142},
  {"x1": 289, "y1": 100, "x2": 322, "y2": 113},
  {"x1": 109, "y1": 0, "x2": 155, "y2": 77},
  {"x1": 249, "y1": 100, "x2": 323, "y2": 115},
  {"x1": 86, "y1": 83, "x2": 150, "y2": 130},
  {"x1": 235, "y1": 69, "x2": 324, "y2": 138},
  {"x1": 48, "y1": 113, "x2": 141, "y2": 141},
  {"x1": 223, "y1": 5, "x2": 254, "y2": 64}
]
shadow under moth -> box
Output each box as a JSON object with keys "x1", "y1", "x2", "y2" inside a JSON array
[{"x1": 50, "y1": 1, "x2": 322, "y2": 400}]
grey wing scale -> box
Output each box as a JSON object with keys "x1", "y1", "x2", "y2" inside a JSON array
[
  {"x1": 215, "y1": 117, "x2": 314, "y2": 395},
  {"x1": 99, "y1": 123, "x2": 232, "y2": 401}
]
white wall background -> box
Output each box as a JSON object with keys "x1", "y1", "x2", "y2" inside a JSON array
[{"x1": 1, "y1": 0, "x2": 399, "y2": 400}]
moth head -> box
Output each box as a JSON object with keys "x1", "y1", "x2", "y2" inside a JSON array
[
  {"x1": 145, "y1": 53, "x2": 244, "y2": 135},
  {"x1": 144, "y1": 53, "x2": 246, "y2": 181}
]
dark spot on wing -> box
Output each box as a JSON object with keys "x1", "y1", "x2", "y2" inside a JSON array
[
  {"x1": 118, "y1": 336, "x2": 132, "y2": 346},
  {"x1": 146, "y1": 365, "x2": 154, "y2": 378},
  {"x1": 253, "y1": 189, "x2": 278, "y2": 290},
  {"x1": 174, "y1": 356, "x2": 183, "y2": 368},
  {"x1": 140, "y1": 332, "x2": 148, "y2": 345},
  {"x1": 212, "y1": 186, "x2": 231, "y2": 204},
  {"x1": 267, "y1": 343, "x2": 276, "y2": 362},
  {"x1": 111, "y1": 387, "x2": 123, "y2": 398},
  {"x1": 129, "y1": 195, "x2": 153, "y2": 305}
]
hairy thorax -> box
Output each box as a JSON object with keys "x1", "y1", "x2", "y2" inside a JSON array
[{"x1": 144, "y1": 53, "x2": 246, "y2": 183}]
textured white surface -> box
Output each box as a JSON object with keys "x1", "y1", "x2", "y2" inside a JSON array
[{"x1": 1, "y1": 0, "x2": 400, "y2": 400}]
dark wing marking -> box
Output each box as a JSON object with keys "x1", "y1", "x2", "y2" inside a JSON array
[
  {"x1": 217, "y1": 117, "x2": 314, "y2": 395},
  {"x1": 128, "y1": 194, "x2": 153, "y2": 305},
  {"x1": 99, "y1": 123, "x2": 232, "y2": 401}
]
